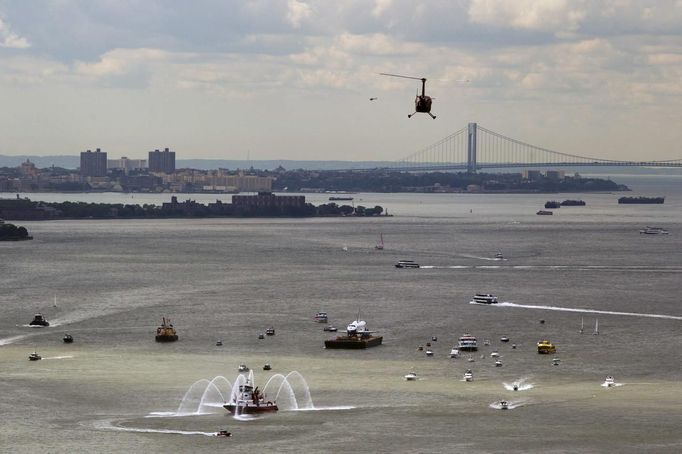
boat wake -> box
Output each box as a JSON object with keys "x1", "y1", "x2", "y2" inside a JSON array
[
  {"x1": 0, "y1": 334, "x2": 31, "y2": 346},
  {"x1": 93, "y1": 419, "x2": 216, "y2": 437},
  {"x1": 601, "y1": 382, "x2": 625, "y2": 388},
  {"x1": 503, "y1": 378, "x2": 534, "y2": 391},
  {"x1": 42, "y1": 355, "x2": 74, "y2": 360},
  {"x1": 474, "y1": 301, "x2": 682, "y2": 321},
  {"x1": 293, "y1": 405, "x2": 354, "y2": 411}
]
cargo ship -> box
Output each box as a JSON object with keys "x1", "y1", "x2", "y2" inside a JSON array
[
  {"x1": 560, "y1": 200, "x2": 586, "y2": 206},
  {"x1": 324, "y1": 318, "x2": 382, "y2": 349},
  {"x1": 618, "y1": 196, "x2": 664, "y2": 204},
  {"x1": 155, "y1": 317, "x2": 178, "y2": 342}
]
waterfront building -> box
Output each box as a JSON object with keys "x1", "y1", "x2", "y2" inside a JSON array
[
  {"x1": 107, "y1": 157, "x2": 147, "y2": 173},
  {"x1": 522, "y1": 170, "x2": 543, "y2": 180},
  {"x1": 148, "y1": 148, "x2": 176, "y2": 174},
  {"x1": 80, "y1": 149, "x2": 107, "y2": 177},
  {"x1": 232, "y1": 192, "x2": 305, "y2": 208},
  {"x1": 20, "y1": 159, "x2": 38, "y2": 177},
  {"x1": 544, "y1": 170, "x2": 565, "y2": 180}
]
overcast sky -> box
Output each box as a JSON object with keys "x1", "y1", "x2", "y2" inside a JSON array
[{"x1": 1, "y1": 0, "x2": 681, "y2": 162}]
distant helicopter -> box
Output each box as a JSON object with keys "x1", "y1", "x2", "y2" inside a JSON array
[{"x1": 380, "y1": 73, "x2": 436, "y2": 119}]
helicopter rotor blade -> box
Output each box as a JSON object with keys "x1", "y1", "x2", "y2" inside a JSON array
[{"x1": 379, "y1": 73, "x2": 424, "y2": 81}]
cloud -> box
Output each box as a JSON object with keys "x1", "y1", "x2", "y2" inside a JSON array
[
  {"x1": 0, "y1": 15, "x2": 30, "y2": 48},
  {"x1": 286, "y1": 0, "x2": 312, "y2": 28},
  {"x1": 468, "y1": 0, "x2": 586, "y2": 34}
]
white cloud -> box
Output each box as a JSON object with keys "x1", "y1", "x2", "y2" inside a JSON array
[
  {"x1": 468, "y1": 0, "x2": 587, "y2": 34},
  {"x1": 286, "y1": 0, "x2": 312, "y2": 28},
  {"x1": 0, "y1": 16, "x2": 30, "y2": 48}
]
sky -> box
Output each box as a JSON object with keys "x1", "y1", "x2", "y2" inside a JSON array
[{"x1": 0, "y1": 0, "x2": 681, "y2": 162}]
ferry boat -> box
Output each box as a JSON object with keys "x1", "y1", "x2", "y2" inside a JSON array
[
  {"x1": 63, "y1": 334, "x2": 73, "y2": 344},
  {"x1": 457, "y1": 334, "x2": 478, "y2": 351},
  {"x1": 314, "y1": 312, "x2": 328, "y2": 323},
  {"x1": 29, "y1": 313, "x2": 49, "y2": 327},
  {"x1": 155, "y1": 317, "x2": 178, "y2": 342},
  {"x1": 223, "y1": 379, "x2": 278, "y2": 415},
  {"x1": 537, "y1": 340, "x2": 556, "y2": 354},
  {"x1": 28, "y1": 351, "x2": 42, "y2": 361},
  {"x1": 640, "y1": 226, "x2": 669, "y2": 235},
  {"x1": 395, "y1": 260, "x2": 419, "y2": 269},
  {"x1": 324, "y1": 318, "x2": 383, "y2": 349},
  {"x1": 471, "y1": 293, "x2": 498, "y2": 304}
]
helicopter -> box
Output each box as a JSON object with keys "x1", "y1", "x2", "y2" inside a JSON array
[{"x1": 380, "y1": 73, "x2": 436, "y2": 119}]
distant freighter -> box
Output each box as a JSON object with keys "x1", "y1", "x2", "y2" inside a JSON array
[{"x1": 618, "y1": 196, "x2": 664, "y2": 204}]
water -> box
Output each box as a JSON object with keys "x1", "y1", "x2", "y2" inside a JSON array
[{"x1": 1, "y1": 175, "x2": 681, "y2": 453}]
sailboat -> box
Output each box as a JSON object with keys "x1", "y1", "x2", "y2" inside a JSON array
[
  {"x1": 593, "y1": 318, "x2": 599, "y2": 335},
  {"x1": 375, "y1": 233, "x2": 384, "y2": 250},
  {"x1": 579, "y1": 317, "x2": 584, "y2": 334},
  {"x1": 53, "y1": 295, "x2": 58, "y2": 308}
]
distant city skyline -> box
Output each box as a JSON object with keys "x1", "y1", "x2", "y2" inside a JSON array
[{"x1": 1, "y1": 1, "x2": 681, "y2": 161}]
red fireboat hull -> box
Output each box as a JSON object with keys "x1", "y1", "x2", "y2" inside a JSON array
[{"x1": 223, "y1": 403, "x2": 278, "y2": 414}]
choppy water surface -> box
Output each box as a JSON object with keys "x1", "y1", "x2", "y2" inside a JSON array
[{"x1": 1, "y1": 179, "x2": 681, "y2": 453}]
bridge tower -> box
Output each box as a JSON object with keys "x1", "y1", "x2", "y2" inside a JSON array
[{"x1": 467, "y1": 122, "x2": 477, "y2": 173}]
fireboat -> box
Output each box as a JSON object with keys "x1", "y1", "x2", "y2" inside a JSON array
[
  {"x1": 155, "y1": 317, "x2": 178, "y2": 342},
  {"x1": 223, "y1": 379, "x2": 278, "y2": 415}
]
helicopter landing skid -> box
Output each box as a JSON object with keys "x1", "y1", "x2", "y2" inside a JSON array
[{"x1": 408, "y1": 112, "x2": 437, "y2": 119}]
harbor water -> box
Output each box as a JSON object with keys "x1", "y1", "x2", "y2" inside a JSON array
[{"x1": 1, "y1": 174, "x2": 681, "y2": 453}]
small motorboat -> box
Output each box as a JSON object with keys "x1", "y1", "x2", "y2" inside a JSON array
[
  {"x1": 511, "y1": 344, "x2": 517, "y2": 349},
  {"x1": 499, "y1": 400, "x2": 509, "y2": 410},
  {"x1": 215, "y1": 430, "x2": 232, "y2": 438},
  {"x1": 467, "y1": 355, "x2": 475, "y2": 362},
  {"x1": 29, "y1": 313, "x2": 49, "y2": 327},
  {"x1": 490, "y1": 351, "x2": 500, "y2": 358},
  {"x1": 604, "y1": 376, "x2": 616, "y2": 387},
  {"x1": 63, "y1": 334, "x2": 73, "y2": 344},
  {"x1": 495, "y1": 360, "x2": 503, "y2": 367},
  {"x1": 483, "y1": 339, "x2": 491, "y2": 346},
  {"x1": 216, "y1": 340, "x2": 223, "y2": 346},
  {"x1": 238, "y1": 364, "x2": 249, "y2": 372},
  {"x1": 431, "y1": 336, "x2": 438, "y2": 342},
  {"x1": 425, "y1": 349, "x2": 433, "y2": 357},
  {"x1": 417, "y1": 345, "x2": 424, "y2": 351},
  {"x1": 404, "y1": 372, "x2": 418, "y2": 381},
  {"x1": 552, "y1": 358, "x2": 560, "y2": 366},
  {"x1": 449, "y1": 348, "x2": 459, "y2": 358},
  {"x1": 28, "y1": 351, "x2": 42, "y2": 361},
  {"x1": 323, "y1": 325, "x2": 338, "y2": 332},
  {"x1": 314, "y1": 312, "x2": 328, "y2": 323},
  {"x1": 500, "y1": 336, "x2": 510, "y2": 343},
  {"x1": 395, "y1": 260, "x2": 420, "y2": 269},
  {"x1": 258, "y1": 333, "x2": 265, "y2": 340},
  {"x1": 513, "y1": 384, "x2": 519, "y2": 391},
  {"x1": 263, "y1": 363, "x2": 272, "y2": 371},
  {"x1": 464, "y1": 369, "x2": 474, "y2": 382},
  {"x1": 495, "y1": 252, "x2": 504, "y2": 260},
  {"x1": 426, "y1": 342, "x2": 431, "y2": 347},
  {"x1": 265, "y1": 327, "x2": 275, "y2": 336}
]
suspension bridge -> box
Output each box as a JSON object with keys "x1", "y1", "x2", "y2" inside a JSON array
[{"x1": 380, "y1": 123, "x2": 682, "y2": 172}]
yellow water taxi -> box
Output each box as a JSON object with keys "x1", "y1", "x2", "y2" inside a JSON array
[{"x1": 537, "y1": 340, "x2": 556, "y2": 354}]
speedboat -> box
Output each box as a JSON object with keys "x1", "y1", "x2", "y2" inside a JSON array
[
  {"x1": 258, "y1": 333, "x2": 265, "y2": 340},
  {"x1": 238, "y1": 364, "x2": 249, "y2": 372},
  {"x1": 640, "y1": 226, "x2": 669, "y2": 235},
  {"x1": 404, "y1": 372, "x2": 418, "y2": 381},
  {"x1": 449, "y1": 348, "x2": 459, "y2": 358},
  {"x1": 490, "y1": 351, "x2": 500, "y2": 358},
  {"x1": 63, "y1": 334, "x2": 73, "y2": 343},
  {"x1": 29, "y1": 313, "x2": 49, "y2": 327},
  {"x1": 425, "y1": 349, "x2": 433, "y2": 357},
  {"x1": 314, "y1": 312, "x2": 328, "y2": 323},
  {"x1": 500, "y1": 336, "x2": 510, "y2": 343},
  {"x1": 395, "y1": 260, "x2": 420, "y2": 269},
  {"x1": 537, "y1": 340, "x2": 557, "y2": 354},
  {"x1": 499, "y1": 400, "x2": 509, "y2": 410},
  {"x1": 28, "y1": 351, "x2": 41, "y2": 361},
  {"x1": 495, "y1": 252, "x2": 504, "y2": 259},
  {"x1": 471, "y1": 293, "x2": 498, "y2": 304},
  {"x1": 604, "y1": 376, "x2": 616, "y2": 387},
  {"x1": 417, "y1": 345, "x2": 424, "y2": 351},
  {"x1": 265, "y1": 327, "x2": 275, "y2": 336},
  {"x1": 431, "y1": 336, "x2": 438, "y2": 342},
  {"x1": 552, "y1": 358, "x2": 561, "y2": 366},
  {"x1": 495, "y1": 360, "x2": 503, "y2": 367},
  {"x1": 216, "y1": 340, "x2": 223, "y2": 346},
  {"x1": 513, "y1": 384, "x2": 519, "y2": 391},
  {"x1": 215, "y1": 430, "x2": 232, "y2": 438},
  {"x1": 323, "y1": 325, "x2": 338, "y2": 332},
  {"x1": 464, "y1": 369, "x2": 474, "y2": 382},
  {"x1": 457, "y1": 334, "x2": 478, "y2": 351}
]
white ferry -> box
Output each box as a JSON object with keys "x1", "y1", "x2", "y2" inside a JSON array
[
  {"x1": 471, "y1": 293, "x2": 498, "y2": 304},
  {"x1": 457, "y1": 333, "x2": 478, "y2": 351}
]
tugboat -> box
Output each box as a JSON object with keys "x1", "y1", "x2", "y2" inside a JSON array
[
  {"x1": 155, "y1": 317, "x2": 178, "y2": 342},
  {"x1": 28, "y1": 351, "x2": 42, "y2": 361},
  {"x1": 537, "y1": 340, "x2": 556, "y2": 354},
  {"x1": 265, "y1": 327, "x2": 275, "y2": 336},
  {"x1": 464, "y1": 369, "x2": 474, "y2": 382},
  {"x1": 29, "y1": 313, "x2": 49, "y2": 327},
  {"x1": 314, "y1": 312, "x2": 328, "y2": 323},
  {"x1": 324, "y1": 318, "x2": 383, "y2": 349},
  {"x1": 63, "y1": 334, "x2": 73, "y2": 344},
  {"x1": 223, "y1": 379, "x2": 278, "y2": 415}
]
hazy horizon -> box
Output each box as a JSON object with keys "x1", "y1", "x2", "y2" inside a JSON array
[{"x1": 1, "y1": 1, "x2": 681, "y2": 162}]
